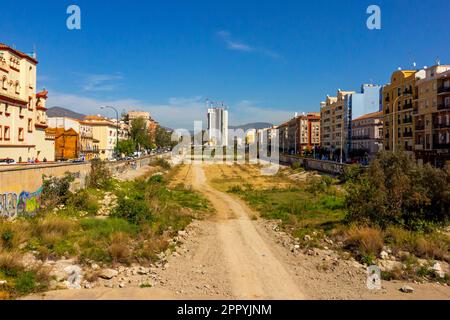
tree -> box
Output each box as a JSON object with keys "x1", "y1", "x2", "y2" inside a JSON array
[
  {"x1": 116, "y1": 139, "x2": 135, "y2": 156},
  {"x1": 130, "y1": 118, "x2": 150, "y2": 151},
  {"x1": 155, "y1": 126, "x2": 175, "y2": 148},
  {"x1": 344, "y1": 151, "x2": 450, "y2": 230}
]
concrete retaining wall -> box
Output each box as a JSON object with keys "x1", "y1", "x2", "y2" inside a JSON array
[
  {"x1": 280, "y1": 155, "x2": 349, "y2": 175},
  {"x1": 0, "y1": 155, "x2": 163, "y2": 218}
]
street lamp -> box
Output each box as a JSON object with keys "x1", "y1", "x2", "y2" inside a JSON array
[{"x1": 101, "y1": 106, "x2": 119, "y2": 159}]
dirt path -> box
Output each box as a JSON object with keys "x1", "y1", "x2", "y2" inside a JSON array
[
  {"x1": 189, "y1": 164, "x2": 306, "y2": 299},
  {"x1": 25, "y1": 164, "x2": 450, "y2": 300}
]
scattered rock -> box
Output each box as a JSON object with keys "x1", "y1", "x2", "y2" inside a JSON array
[
  {"x1": 178, "y1": 230, "x2": 187, "y2": 237},
  {"x1": 0, "y1": 280, "x2": 7, "y2": 285},
  {"x1": 379, "y1": 260, "x2": 403, "y2": 272},
  {"x1": 64, "y1": 265, "x2": 83, "y2": 289},
  {"x1": 304, "y1": 235, "x2": 311, "y2": 242},
  {"x1": 99, "y1": 269, "x2": 118, "y2": 280},
  {"x1": 431, "y1": 262, "x2": 445, "y2": 279},
  {"x1": 380, "y1": 251, "x2": 389, "y2": 260},
  {"x1": 400, "y1": 286, "x2": 414, "y2": 293}
]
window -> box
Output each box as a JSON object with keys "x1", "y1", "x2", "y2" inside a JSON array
[
  {"x1": 0, "y1": 125, "x2": 2, "y2": 140},
  {"x1": 4, "y1": 104, "x2": 10, "y2": 116},
  {"x1": 28, "y1": 119, "x2": 33, "y2": 132},
  {"x1": 18, "y1": 128, "x2": 24, "y2": 141},
  {"x1": 4, "y1": 126, "x2": 10, "y2": 140},
  {"x1": 2, "y1": 77, "x2": 6, "y2": 90},
  {"x1": 15, "y1": 82, "x2": 20, "y2": 94}
]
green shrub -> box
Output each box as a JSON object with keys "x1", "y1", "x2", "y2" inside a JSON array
[
  {"x1": 68, "y1": 189, "x2": 99, "y2": 215},
  {"x1": 41, "y1": 173, "x2": 75, "y2": 209},
  {"x1": 112, "y1": 197, "x2": 152, "y2": 225},
  {"x1": 155, "y1": 158, "x2": 171, "y2": 170},
  {"x1": 291, "y1": 162, "x2": 303, "y2": 171},
  {"x1": 88, "y1": 159, "x2": 113, "y2": 190},
  {"x1": 345, "y1": 151, "x2": 450, "y2": 229},
  {"x1": 14, "y1": 271, "x2": 39, "y2": 295}
]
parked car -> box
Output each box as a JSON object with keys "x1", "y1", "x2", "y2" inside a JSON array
[{"x1": 0, "y1": 158, "x2": 17, "y2": 165}]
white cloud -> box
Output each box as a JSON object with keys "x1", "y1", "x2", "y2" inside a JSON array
[
  {"x1": 216, "y1": 30, "x2": 281, "y2": 59},
  {"x1": 46, "y1": 92, "x2": 296, "y2": 129},
  {"x1": 78, "y1": 73, "x2": 123, "y2": 92}
]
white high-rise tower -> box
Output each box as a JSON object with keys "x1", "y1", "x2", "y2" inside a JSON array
[{"x1": 207, "y1": 100, "x2": 228, "y2": 147}]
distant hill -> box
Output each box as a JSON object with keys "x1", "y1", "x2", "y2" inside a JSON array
[
  {"x1": 229, "y1": 122, "x2": 273, "y2": 131},
  {"x1": 47, "y1": 107, "x2": 86, "y2": 120}
]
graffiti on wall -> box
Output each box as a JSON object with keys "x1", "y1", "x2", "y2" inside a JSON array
[{"x1": 0, "y1": 187, "x2": 43, "y2": 218}]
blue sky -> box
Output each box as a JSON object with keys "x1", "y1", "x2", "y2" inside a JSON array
[{"x1": 1, "y1": 0, "x2": 449, "y2": 128}]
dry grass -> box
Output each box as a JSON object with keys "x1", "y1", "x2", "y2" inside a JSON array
[
  {"x1": 109, "y1": 232, "x2": 131, "y2": 264},
  {"x1": 344, "y1": 225, "x2": 384, "y2": 257},
  {"x1": 204, "y1": 164, "x2": 291, "y2": 192},
  {"x1": 413, "y1": 237, "x2": 449, "y2": 262},
  {"x1": 33, "y1": 216, "x2": 76, "y2": 238},
  {"x1": 0, "y1": 250, "x2": 24, "y2": 274}
]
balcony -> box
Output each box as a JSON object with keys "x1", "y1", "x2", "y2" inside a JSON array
[
  {"x1": 403, "y1": 117, "x2": 413, "y2": 124},
  {"x1": 437, "y1": 87, "x2": 450, "y2": 95},
  {"x1": 352, "y1": 135, "x2": 370, "y2": 141},
  {"x1": 434, "y1": 143, "x2": 450, "y2": 150},
  {"x1": 415, "y1": 144, "x2": 424, "y2": 151},
  {"x1": 403, "y1": 131, "x2": 413, "y2": 138},
  {"x1": 404, "y1": 88, "x2": 413, "y2": 95},
  {"x1": 433, "y1": 123, "x2": 450, "y2": 129},
  {"x1": 437, "y1": 104, "x2": 450, "y2": 111},
  {"x1": 403, "y1": 103, "x2": 413, "y2": 110},
  {"x1": 415, "y1": 125, "x2": 425, "y2": 131}
]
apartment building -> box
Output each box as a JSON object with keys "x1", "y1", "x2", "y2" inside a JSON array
[
  {"x1": 321, "y1": 85, "x2": 382, "y2": 160},
  {"x1": 382, "y1": 69, "x2": 424, "y2": 154},
  {"x1": 0, "y1": 43, "x2": 54, "y2": 162},
  {"x1": 83, "y1": 115, "x2": 119, "y2": 160},
  {"x1": 207, "y1": 103, "x2": 229, "y2": 147},
  {"x1": 320, "y1": 90, "x2": 354, "y2": 158},
  {"x1": 414, "y1": 65, "x2": 450, "y2": 166},
  {"x1": 320, "y1": 96, "x2": 337, "y2": 150},
  {"x1": 351, "y1": 111, "x2": 383, "y2": 159},
  {"x1": 278, "y1": 113, "x2": 321, "y2": 155}
]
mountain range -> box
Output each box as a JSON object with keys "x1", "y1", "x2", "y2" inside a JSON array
[{"x1": 46, "y1": 107, "x2": 86, "y2": 120}]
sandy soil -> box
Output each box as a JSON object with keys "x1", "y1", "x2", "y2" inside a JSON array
[{"x1": 25, "y1": 164, "x2": 450, "y2": 300}]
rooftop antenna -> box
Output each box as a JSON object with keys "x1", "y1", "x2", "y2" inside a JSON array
[
  {"x1": 412, "y1": 62, "x2": 417, "y2": 69},
  {"x1": 436, "y1": 57, "x2": 441, "y2": 66},
  {"x1": 32, "y1": 44, "x2": 37, "y2": 59}
]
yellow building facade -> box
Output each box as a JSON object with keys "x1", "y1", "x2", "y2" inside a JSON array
[{"x1": 0, "y1": 43, "x2": 54, "y2": 162}]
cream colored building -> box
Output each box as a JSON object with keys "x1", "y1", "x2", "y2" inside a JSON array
[
  {"x1": 0, "y1": 43, "x2": 54, "y2": 162},
  {"x1": 83, "y1": 115, "x2": 118, "y2": 160},
  {"x1": 414, "y1": 65, "x2": 450, "y2": 166},
  {"x1": 320, "y1": 92, "x2": 352, "y2": 152}
]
